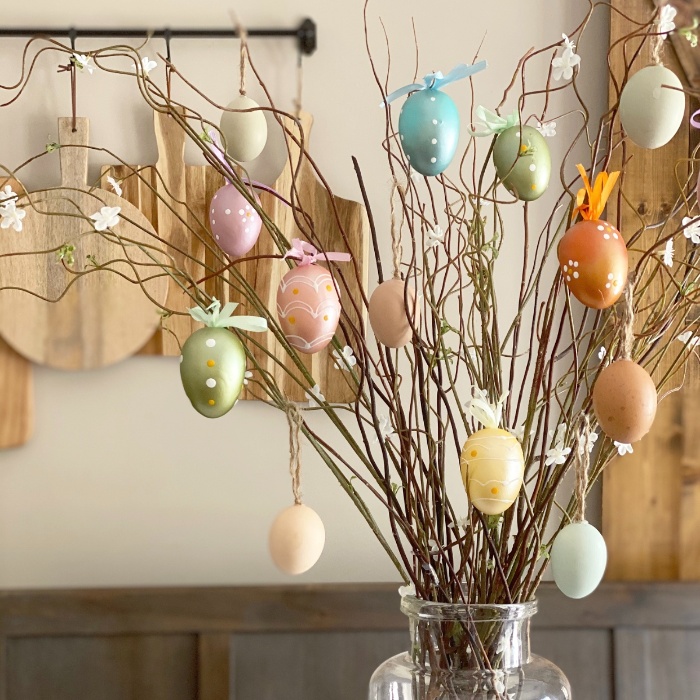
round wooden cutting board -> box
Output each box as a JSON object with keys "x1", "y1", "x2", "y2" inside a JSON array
[{"x1": 0, "y1": 118, "x2": 169, "y2": 370}]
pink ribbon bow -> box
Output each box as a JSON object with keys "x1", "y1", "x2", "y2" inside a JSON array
[
  {"x1": 283, "y1": 238, "x2": 352, "y2": 267},
  {"x1": 691, "y1": 109, "x2": 700, "y2": 129}
]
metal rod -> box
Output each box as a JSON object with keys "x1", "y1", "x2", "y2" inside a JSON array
[{"x1": 0, "y1": 18, "x2": 317, "y2": 55}]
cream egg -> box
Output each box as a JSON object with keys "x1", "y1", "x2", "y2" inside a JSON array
[
  {"x1": 269, "y1": 504, "x2": 325, "y2": 575},
  {"x1": 219, "y1": 94, "x2": 268, "y2": 162}
]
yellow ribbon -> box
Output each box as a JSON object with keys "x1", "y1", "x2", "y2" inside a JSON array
[{"x1": 571, "y1": 163, "x2": 620, "y2": 222}]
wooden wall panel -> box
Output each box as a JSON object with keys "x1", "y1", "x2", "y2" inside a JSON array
[{"x1": 6, "y1": 634, "x2": 197, "y2": 700}]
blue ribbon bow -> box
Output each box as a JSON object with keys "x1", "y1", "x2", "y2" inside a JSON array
[{"x1": 382, "y1": 61, "x2": 488, "y2": 107}]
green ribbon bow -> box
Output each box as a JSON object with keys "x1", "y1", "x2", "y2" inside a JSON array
[{"x1": 188, "y1": 298, "x2": 268, "y2": 332}]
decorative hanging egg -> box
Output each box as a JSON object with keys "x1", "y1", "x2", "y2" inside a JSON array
[
  {"x1": 180, "y1": 327, "x2": 246, "y2": 418},
  {"x1": 619, "y1": 65, "x2": 685, "y2": 150},
  {"x1": 398, "y1": 89, "x2": 460, "y2": 176},
  {"x1": 557, "y1": 219, "x2": 628, "y2": 309},
  {"x1": 219, "y1": 94, "x2": 268, "y2": 162},
  {"x1": 592, "y1": 359, "x2": 657, "y2": 443},
  {"x1": 493, "y1": 125, "x2": 551, "y2": 201},
  {"x1": 368, "y1": 278, "x2": 419, "y2": 348},
  {"x1": 460, "y1": 428, "x2": 524, "y2": 515},
  {"x1": 550, "y1": 521, "x2": 607, "y2": 599},
  {"x1": 209, "y1": 184, "x2": 262, "y2": 258},
  {"x1": 277, "y1": 265, "x2": 341, "y2": 354},
  {"x1": 269, "y1": 503, "x2": 326, "y2": 575}
]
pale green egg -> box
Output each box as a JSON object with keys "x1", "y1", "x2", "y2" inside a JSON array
[
  {"x1": 492, "y1": 125, "x2": 551, "y2": 201},
  {"x1": 550, "y1": 521, "x2": 607, "y2": 599},
  {"x1": 180, "y1": 327, "x2": 246, "y2": 418}
]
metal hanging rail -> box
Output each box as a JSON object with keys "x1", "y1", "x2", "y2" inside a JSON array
[{"x1": 0, "y1": 18, "x2": 317, "y2": 55}]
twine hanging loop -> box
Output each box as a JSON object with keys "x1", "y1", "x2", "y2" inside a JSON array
[{"x1": 286, "y1": 403, "x2": 304, "y2": 505}]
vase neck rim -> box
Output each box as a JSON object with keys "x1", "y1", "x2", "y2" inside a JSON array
[{"x1": 400, "y1": 596, "x2": 537, "y2": 622}]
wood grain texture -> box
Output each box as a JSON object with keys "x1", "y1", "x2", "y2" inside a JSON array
[
  {"x1": 680, "y1": 357, "x2": 700, "y2": 579},
  {"x1": 0, "y1": 119, "x2": 168, "y2": 371},
  {"x1": 104, "y1": 110, "x2": 368, "y2": 403},
  {"x1": 604, "y1": 0, "x2": 698, "y2": 581},
  {"x1": 197, "y1": 633, "x2": 232, "y2": 700}
]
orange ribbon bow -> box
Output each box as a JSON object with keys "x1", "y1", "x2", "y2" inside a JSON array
[{"x1": 571, "y1": 164, "x2": 620, "y2": 222}]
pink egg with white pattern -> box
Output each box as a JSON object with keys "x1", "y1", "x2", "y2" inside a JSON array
[
  {"x1": 209, "y1": 183, "x2": 262, "y2": 258},
  {"x1": 276, "y1": 265, "x2": 341, "y2": 354}
]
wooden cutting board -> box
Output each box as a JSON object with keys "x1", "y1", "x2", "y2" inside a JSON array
[
  {"x1": 0, "y1": 118, "x2": 169, "y2": 370},
  {"x1": 0, "y1": 177, "x2": 33, "y2": 448},
  {"x1": 104, "y1": 109, "x2": 368, "y2": 403}
]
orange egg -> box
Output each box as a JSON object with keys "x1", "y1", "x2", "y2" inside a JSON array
[{"x1": 557, "y1": 219, "x2": 628, "y2": 309}]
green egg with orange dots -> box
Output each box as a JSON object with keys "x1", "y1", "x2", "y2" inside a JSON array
[
  {"x1": 180, "y1": 327, "x2": 246, "y2": 418},
  {"x1": 493, "y1": 125, "x2": 551, "y2": 201}
]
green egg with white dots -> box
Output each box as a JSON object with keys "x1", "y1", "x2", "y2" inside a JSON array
[
  {"x1": 180, "y1": 327, "x2": 246, "y2": 418},
  {"x1": 492, "y1": 125, "x2": 551, "y2": 201}
]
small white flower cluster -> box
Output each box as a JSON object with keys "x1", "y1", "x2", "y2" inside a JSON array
[
  {"x1": 90, "y1": 206, "x2": 121, "y2": 231},
  {"x1": 682, "y1": 216, "x2": 700, "y2": 245},
  {"x1": 677, "y1": 330, "x2": 700, "y2": 348},
  {"x1": 614, "y1": 441, "x2": 634, "y2": 456},
  {"x1": 551, "y1": 34, "x2": 581, "y2": 82},
  {"x1": 0, "y1": 185, "x2": 25, "y2": 232},
  {"x1": 658, "y1": 4, "x2": 677, "y2": 39},
  {"x1": 426, "y1": 225, "x2": 444, "y2": 249},
  {"x1": 545, "y1": 422, "x2": 571, "y2": 466},
  {"x1": 332, "y1": 345, "x2": 356, "y2": 371},
  {"x1": 536, "y1": 120, "x2": 557, "y2": 138}
]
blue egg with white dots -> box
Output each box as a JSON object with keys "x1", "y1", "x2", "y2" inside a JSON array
[{"x1": 398, "y1": 88, "x2": 460, "y2": 176}]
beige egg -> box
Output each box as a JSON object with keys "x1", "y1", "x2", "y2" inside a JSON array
[
  {"x1": 619, "y1": 65, "x2": 685, "y2": 149},
  {"x1": 592, "y1": 359, "x2": 657, "y2": 443},
  {"x1": 268, "y1": 504, "x2": 325, "y2": 575},
  {"x1": 368, "y1": 278, "x2": 419, "y2": 348},
  {"x1": 220, "y1": 94, "x2": 268, "y2": 162},
  {"x1": 460, "y1": 428, "x2": 524, "y2": 515}
]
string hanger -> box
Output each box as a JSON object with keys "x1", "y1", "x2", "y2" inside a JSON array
[
  {"x1": 574, "y1": 416, "x2": 592, "y2": 522},
  {"x1": 238, "y1": 22, "x2": 249, "y2": 96},
  {"x1": 620, "y1": 270, "x2": 637, "y2": 360},
  {"x1": 294, "y1": 48, "x2": 304, "y2": 118},
  {"x1": 164, "y1": 28, "x2": 173, "y2": 100},
  {"x1": 286, "y1": 403, "x2": 304, "y2": 505},
  {"x1": 389, "y1": 179, "x2": 405, "y2": 280}
]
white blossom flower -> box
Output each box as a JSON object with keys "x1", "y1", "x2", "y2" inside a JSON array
[
  {"x1": 578, "y1": 431, "x2": 599, "y2": 456},
  {"x1": 305, "y1": 383, "x2": 326, "y2": 406},
  {"x1": 0, "y1": 201, "x2": 26, "y2": 232},
  {"x1": 545, "y1": 442, "x2": 572, "y2": 466},
  {"x1": 658, "y1": 4, "x2": 677, "y2": 38},
  {"x1": 332, "y1": 345, "x2": 357, "y2": 371},
  {"x1": 509, "y1": 423, "x2": 535, "y2": 443},
  {"x1": 428, "y1": 539, "x2": 440, "y2": 556},
  {"x1": 73, "y1": 53, "x2": 95, "y2": 75},
  {"x1": 0, "y1": 185, "x2": 17, "y2": 203},
  {"x1": 536, "y1": 120, "x2": 557, "y2": 137},
  {"x1": 661, "y1": 238, "x2": 675, "y2": 267},
  {"x1": 242, "y1": 370, "x2": 253, "y2": 386},
  {"x1": 682, "y1": 216, "x2": 700, "y2": 244},
  {"x1": 426, "y1": 225, "x2": 444, "y2": 249},
  {"x1": 598, "y1": 346, "x2": 607, "y2": 361},
  {"x1": 90, "y1": 205, "x2": 121, "y2": 231},
  {"x1": 552, "y1": 34, "x2": 581, "y2": 81},
  {"x1": 677, "y1": 330, "x2": 700, "y2": 347},
  {"x1": 372, "y1": 415, "x2": 395, "y2": 443},
  {"x1": 548, "y1": 422, "x2": 568, "y2": 444},
  {"x1": 614, "y1": 441, "x2": 634, "y2": 456},
  {"x1": 106, "y1": 176, "x2": 122, "y2": 196},
  {"x1": 398, "y1": 583, "x2": 416, "y2": 598},
  {"x1": 449, "y1": 516, "x2": 470, "y2": 532},
  {"x1": 468, "y1": 388, "x2": 508, "y2": 429},
  {"x1": 141, "y1": 56, "x2": 157, "y2": 75}
]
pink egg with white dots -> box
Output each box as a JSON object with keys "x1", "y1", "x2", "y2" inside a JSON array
[{"x1": 209, "y1": 183, "x2": 262, "y2": 258}]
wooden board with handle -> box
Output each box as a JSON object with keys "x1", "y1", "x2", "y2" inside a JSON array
[
  {"x1": 103, "y1": 110, "x2": 368, "y2": 403},
  {"x1": 0, "y1": 118, "x2": 169, "y2": 371}
]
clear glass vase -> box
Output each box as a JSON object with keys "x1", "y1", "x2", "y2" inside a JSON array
[{"x1": 369, "y1": 596, "x2": 571, "y2": 700}]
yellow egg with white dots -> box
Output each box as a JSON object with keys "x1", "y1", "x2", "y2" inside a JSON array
[{"x1": 460, "y1": 428, "x2": 524, "y2": 515}]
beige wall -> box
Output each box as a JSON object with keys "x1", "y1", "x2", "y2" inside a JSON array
[{"x1": 0, "y1": 0, "x2": 608, "y2": 587}]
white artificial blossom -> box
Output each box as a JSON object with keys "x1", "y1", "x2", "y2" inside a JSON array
[
  {"x1": 677, "y1": 330, "x2": 700, "y2": 348},
  {"x1": 682, "y1": 216, "x2": 700, "y2": 244},
  {"x1": 614, "y1": 441, "x2": 634, "y2": 456},
  {"x1": 90, "y1": 206, "x2": 121, "y2": 231},
  {"x1": 545, "y1": 442, "x2": 572, "y2": 466},
  {"x1": 598, "y1": 346, "x2": 607, "y2": 361},
  {"x1": 73, "y1": 53, "x2": 95, "y2": 74},
  {"x1": 578, "y1": 431, "x2": 599, "y2": 456},
  {"x1": 551, "y1": 34, "x2": 581, "y2": 81},
  {"x1": 658, "y1": 4, "x2": 677, "y2": 38},
  {"x1": 426, "y1": 225, "x2": 445, "y2": 249},
  {"x1": 107, "y1": 176, "x2": 123, "y2": 196},
  {"x1": 242, "y1": 370, "x2": 253, "y2": 386},
  {"x1": 305, "y1": 383, "x2": 326, "y2": 406},
  {"x1": 332, "y1": 345, "x2": 357, "y2": 370},
  {"x1": 536, "y1": 120, "x2": 557, "y2": 137},
  {"x1": 662, "y1": 238, "x2": 675, "y2": 267},
  {"x1": 0, "y1": 201, "x2": 26, "y2": 232},
  {"x1": 0, "y1": 184, "x2": 17, "y2": 203},
  {"x1": 468, "y1": 388, "x2": 508, "y2": 429},
  {"x1": 141, "y1": 56, "x2": 158, "y2": 74},
  {"x1": 373, "y1": 415, "x2": 395, "y2": 443}
]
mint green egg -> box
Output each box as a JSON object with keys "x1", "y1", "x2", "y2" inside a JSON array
[
  {"x1": 180, "y1": 327, "x2": 246, "y2": 418},
  {"x1": 492, "y1": 125, "x2": 551, "y2": 201}
]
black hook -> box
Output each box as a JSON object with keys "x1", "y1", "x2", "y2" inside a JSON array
[
  {"x1": 69, "y1": 27, "x2": 77, "y2": 52},
  {"x1": 297, "y1": 18, "x2": 316, "y2": 56},
  {"x1": 164, "y1": 27, "x2": 172, "y2": 63}
]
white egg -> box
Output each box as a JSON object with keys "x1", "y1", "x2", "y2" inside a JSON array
[
  {"x1": 268, "y1": 504, "x2": 325, "y2": 575},
  {"x1": 619, "y1": 65, "x2": 685, "y2": 150},
  {"x1": 219, "y1": 94, "x2": 268, "y2": 162},
  {"x1": 550, "y1": 521, "x2": 607, "y2": 599}
]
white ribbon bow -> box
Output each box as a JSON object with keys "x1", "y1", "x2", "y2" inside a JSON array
[{"x1": 469, "y1": 106, "x2": 520, "y2": 138}]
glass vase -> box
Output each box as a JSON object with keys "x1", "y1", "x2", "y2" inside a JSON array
[{"x1": 369, "y1": 596, "x2": 570, "y2": 700}]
